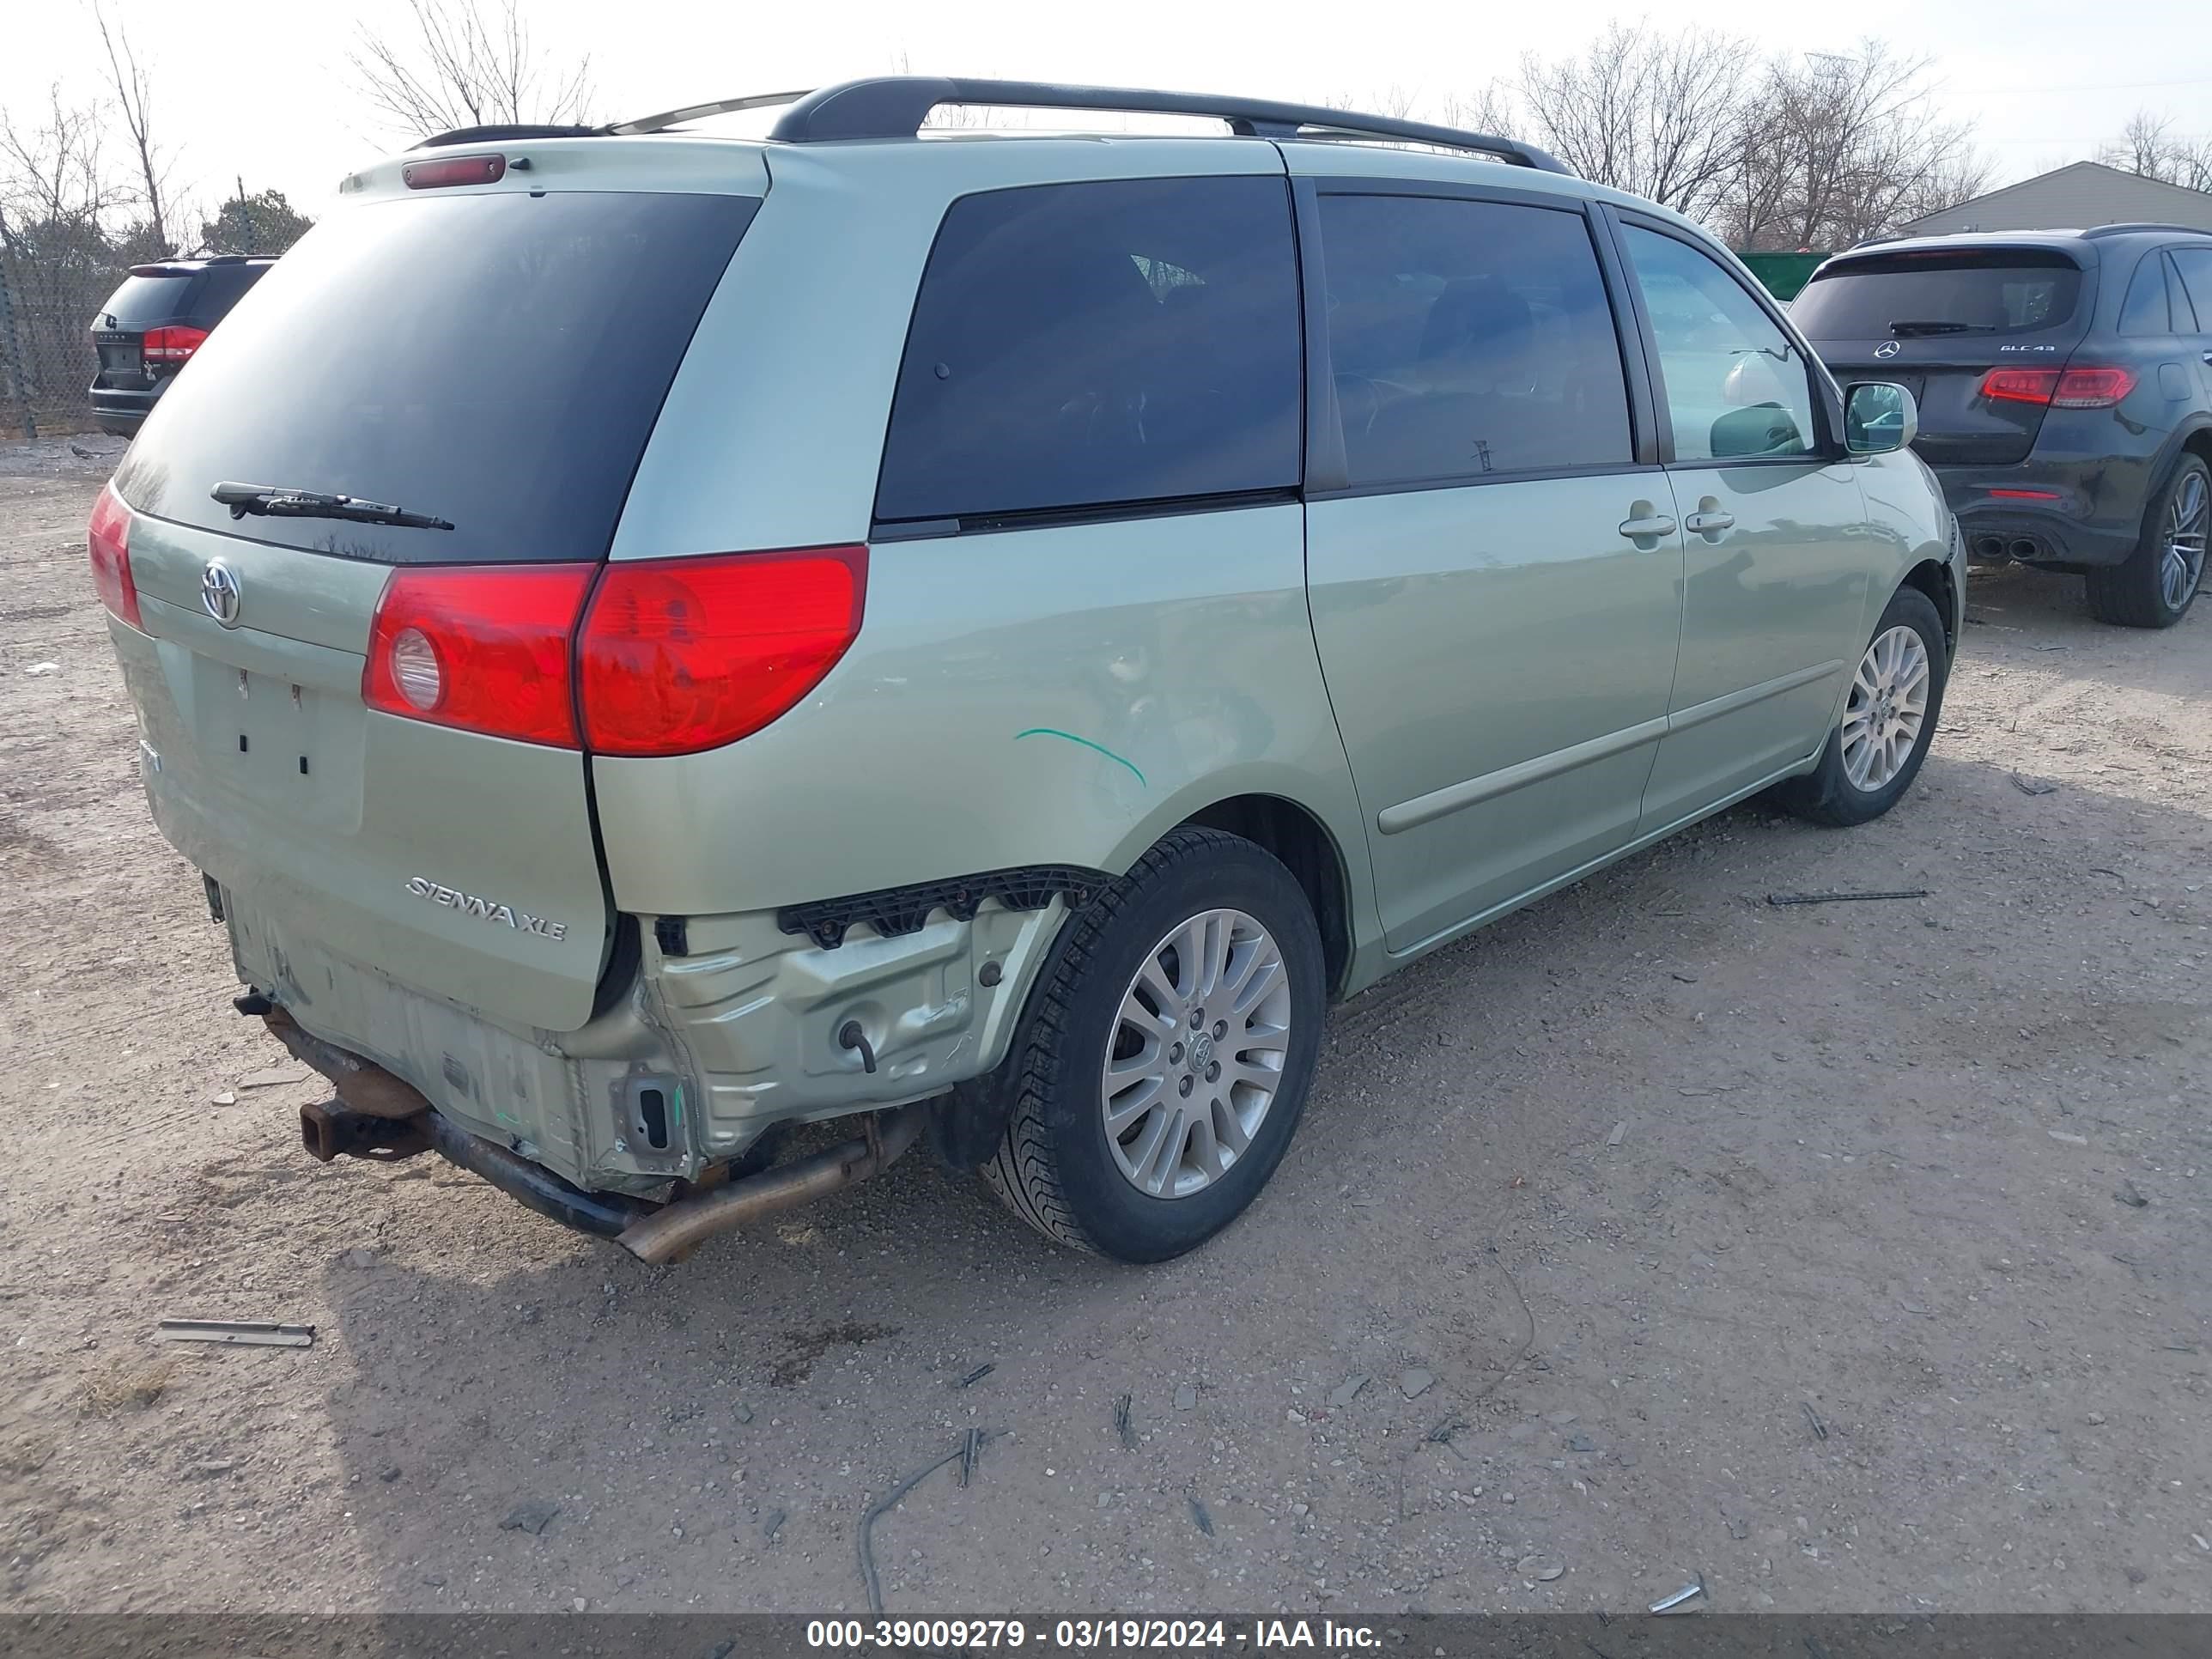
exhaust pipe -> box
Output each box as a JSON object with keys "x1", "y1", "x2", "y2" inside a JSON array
[
  {"x1": 2008, "y1": 538, "x2": 2039, "y2": 562},
  {"x1": 616, "y1": 1103, "x2": 930, "y2": 1264},
  {"x1": 1972, "y1": 536, "x2": 2006, "y2": 562}
]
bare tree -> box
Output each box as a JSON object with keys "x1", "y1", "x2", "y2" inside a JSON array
[
  {"x1": 1723, "y1": 42, "x2": 1984, "y2": 250},
  {"x1": 352, "y1": 0, "x2": 594, "y2": 137},
  {"x1": 92, "y1": 3, "x2": 179, "y2": 255},
  {"x1": 2098, "y1": 109, "x2": 2212, "y2": 193},
  {"x1": 0, "y1": 85, "x2": 119, "y2": 231},
  {"x1": 1474, "y1": 24, "x2": 1757, "y2": 222}
]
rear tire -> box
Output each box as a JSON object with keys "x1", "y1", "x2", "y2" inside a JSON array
[
  {"x1": 982, "y1": 828, "x2": 1325, "y2": 1263},
  {"x1": 2086, "y1": 455, "x2": 2209, "y2": 628},
  {"x1": 1774, "y1": 586, "x2": 1948, "y2": 828}
]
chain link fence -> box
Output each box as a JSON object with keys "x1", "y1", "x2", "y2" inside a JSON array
[{"x1": 0, "y1": 231, "x2": 128, "y2": 439}]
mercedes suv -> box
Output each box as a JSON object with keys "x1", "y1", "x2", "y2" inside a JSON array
[
  {"x1": 88, "y1": 78, "x2": 1962, "y2": 1265},
  {"x1": 1796, "y1": 226, "x2": 2212, "y2": 627}
]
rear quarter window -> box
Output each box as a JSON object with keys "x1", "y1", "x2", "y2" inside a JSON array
[
  {"x1": 1792, "y1": 251, "x2": 2084, "y2": 338},
  {"x1": 874, "y1": 176, "x2": 1303, "y2": 525}
]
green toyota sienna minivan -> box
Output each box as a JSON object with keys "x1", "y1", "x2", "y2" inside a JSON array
[{"x1": 89, "y1": 78, "x2": 1963, "y2": 1264}]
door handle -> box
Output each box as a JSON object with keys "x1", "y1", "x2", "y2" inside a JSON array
[
  {"x1": 1618, "y1": 501, "x2": 1678, "y2": 545},
  {"x1": 1684, "y1": 496, "x2": 1735, "y2": 539}
]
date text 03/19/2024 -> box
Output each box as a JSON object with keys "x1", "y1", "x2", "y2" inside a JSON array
[{"x1": 804, "y1": 1620, "x2": 1382, "y2": 1650}]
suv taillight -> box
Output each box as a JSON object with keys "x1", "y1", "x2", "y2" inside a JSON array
[
  {"x1": 360, "y1": 547, "x2": 867, "y2": 755},
  {"x1": 141, "y1": 324, "x2": 208, "y2": 365},
  {"x1": 579, "y1": 548, "x2": 867, "y2": 757},
  {"x1": 363, "y1": 565, "x2": 595, "y2": 745},
  {"x1": 88, "y1": 483, "x2": 142, "y2": 629},
  {"x1": 1979, "y1": 365, "x2": 2137, "y2": 409}
]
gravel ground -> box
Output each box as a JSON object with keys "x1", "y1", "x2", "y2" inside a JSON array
[{"x1": 3, "y1": 450, "x2": 2209, "y2": 1617}]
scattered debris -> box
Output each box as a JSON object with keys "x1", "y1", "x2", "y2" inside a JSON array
[
  {"x1": 1329, "y1": 1374, "x2": 1370, "y2": 1408},
  {"x1": 338, "y1": 1249, "x2": 376, "y2": 1269},
  {"x1": 1517, "y1": 1554, "x2": 1565, "y2": 1582},
  {"x1": 2115, "y1": 1180, "x2": 2149, "y2": 1209},
  {"x1": 2047, "y1": 1130, "x2": 2089, "y2": 1147},
  {"x1": 189, "y1": 1459, "x2": 234, "y2": 1477},
  {"x1": 379, "y1": 1464, "x2": 400, "y2": 1482},
  {"x1": 24, "y1": 662, "x2": 58, "y2": 677},
  {"x1": 1802, "y1": 1401, "x2": 1827, "y2": 1442},
  {"x1": 1650, "y1": 1574, "x2": 1706, "y2": 1613},
  {"x1": 1606, "y1": 1121, "x2": 1628, "y2": 1148},
  {"x1": 209, "y1": 1090, "x2": 237, "y2": 1106},
  {"x1": 1567, "y1": 1434, "x2": 1596, "y2": 1454},
  {"x1": 1188, "y1": 1495, "x2": 1214, "y2": 1536},
  {"x1": 735, "y1": 1403, "x2": 754, "y2": 1424},
  {"x1": 84, "y1": 1358, "x2": 174, "y2": 1413},
  {"x1": 763, "y1": 1508, "x2": 786, "y2": 1542},
  {"x1": 1401, "y1": 1368, "x2": 1436, "y2": 1400},
  {"x1": 157, "y1": 1318, "x2": 313, "y2": 1348},
  {"x1": 2010, "y1": 773, "x2": 2059, "y2": 796},
  {"x1": 69, "y1": 441, "x2": 96, "y2": 459},
  {"x1": 1767, "y1": 889, "x2": 1929, "y2": 908},
  {"x1": 1175, "y1": 1384, "x2": 1197, "y2": 1412},
  {"x1": 858, "y1": 1433, "x2": 986, "y2": 1614},
  {"x1": 957, "y1": 1363, "x2": 994, "y2": 1389},
  {"x1": 1113, "y1": 1394, "x2": 1136, "y2": 1450},
  {"x1": 239, "y1": 1066, "x2": 312, "y2": 1089},
  {"x1": 499, "y1": 1500, "x2": 560, "y2": 1534}
]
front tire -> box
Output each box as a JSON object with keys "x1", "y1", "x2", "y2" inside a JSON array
[
  {"x1": 1775, "y1": 586, "x2": 1948, "y2": 827},
  {"x1": 2086, "y1": 455, "x2": 2209, "y2": 629},
  {"x1": 982, "y1": 828, "x2": 1326, "y2": 1262}
]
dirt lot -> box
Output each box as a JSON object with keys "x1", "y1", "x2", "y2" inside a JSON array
[{"x1": 3, "y1": 447, "x2": 2209, "y2": 1618}]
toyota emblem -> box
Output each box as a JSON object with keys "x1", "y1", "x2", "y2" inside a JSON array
[
  {"x1": 200, "y1": 559, "x2": 243, "y2": 627},
  {"x1": 1874, "y1": 340, "x2": 1902, "y2": 359}
]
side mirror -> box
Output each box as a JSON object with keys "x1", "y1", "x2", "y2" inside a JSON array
[{"x1": 1844, "y1": 381, "x2": 1919, "y2": 455}]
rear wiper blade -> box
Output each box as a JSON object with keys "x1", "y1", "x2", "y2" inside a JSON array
[
  {"x1": 210, "y1": 481, "x2": 454, "y2": 531},
  {"x1": 1886, "y1": 320, "x2": 1998, "y2": 337}
]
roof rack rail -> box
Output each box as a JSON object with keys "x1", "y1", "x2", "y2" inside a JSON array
[
  {"x1": 413, "y1": 122, "x2": 599, "y2": 150},
  {"x1": 606, "y1": 76, "x2": 1571, "y2": 173},
  {"x1": 2080, "y1": 221, "x2": 2212, "y2": 240},
  {"x1": 606, "y1": 90, "x2": 811, "y2": 137}
]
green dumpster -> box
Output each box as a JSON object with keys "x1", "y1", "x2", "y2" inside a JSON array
[{"x1": 1736, "y1": 251, "x2": 1830, "y2": 302}]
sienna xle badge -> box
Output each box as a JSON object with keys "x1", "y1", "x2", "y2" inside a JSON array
[{"x1": 92, "y1": 77, "x2": 1963, "y2": 1264}]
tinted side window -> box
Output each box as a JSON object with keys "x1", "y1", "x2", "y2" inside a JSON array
[
  {"x1": 1316, "y1": 194, "x2": 1632, "y2": 486},
  {"x1": 2117, "y1": 252, "x2": 2173, "y2": 335},
  {"x1": 97, "y1": 272, "x2": 195, "y2": 326},
  {"x1": 875, "y1": 177, "x2": 1301, "y2": 524},
  {"x1": 1623, "y1": 225, "x2": 1818, "y2": 463},
  {"x1": 2171, "y1": 249, "x2": 2212, "y2": 333}
]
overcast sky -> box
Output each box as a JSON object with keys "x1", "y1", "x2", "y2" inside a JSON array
[{"x1": 6, "y1": 0, "x2": 2210, "y2": 223}]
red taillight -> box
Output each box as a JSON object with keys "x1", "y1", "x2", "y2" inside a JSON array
[
  {"x1": 363, "y1": 565, "x2": 595, "y2": 746},
  {"x1": 402, "y1": 153, "x2": 507, "y2": 190},
  {"x1": 88, "y1": 483, "x2": 142, "y2": 629},
  {"x1": 140, "y1": 324, "x2": 208, "y2": 365},
  {"x1": 2051, "y1": 366, "x2": 2136, "y2": 408},
  {"x1": 1979, "y1": 368, "x2": 2060, "y2": 404},
  {"x1": 1979, "y1": 364, "x2": 2136, "y2": 409},
  {"x1": 579, "y1": 547, "x2": 867, "y2": 757},
  {"x1": 1988, "y1": 488, "x2": 2062, "y2": 501}
]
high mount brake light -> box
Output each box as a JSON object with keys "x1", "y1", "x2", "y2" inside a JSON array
[{"x1": 402, "y1": 154, "x2": 507, "y2": 190}]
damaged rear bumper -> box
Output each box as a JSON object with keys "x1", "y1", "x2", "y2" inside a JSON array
[{"x1": 265, "y1": 1003, "x2": 927, "y2": 1259}]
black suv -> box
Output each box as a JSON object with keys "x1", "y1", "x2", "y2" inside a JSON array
[
  {"x1": 87, "y1": 255, "x2": 274, "y2": 437},
  {"x1": 1796, "y1": 225, "x2": 2212, "y2": 627}
]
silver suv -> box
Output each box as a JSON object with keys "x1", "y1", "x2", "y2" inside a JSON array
[{"x1": 91, "y1": 78, "x2": 1962, "y2": 1265}]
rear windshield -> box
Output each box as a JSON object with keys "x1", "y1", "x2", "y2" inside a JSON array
[
  {"x1": 1791, "y1": 250, "x2": 2084, "y2": 339},
  {"x1": 97, "y1": 272, "x2": 195, "y2": 327},
  {"x1": 114, "y1": 190, "x2": 757, "y2": 564}
]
